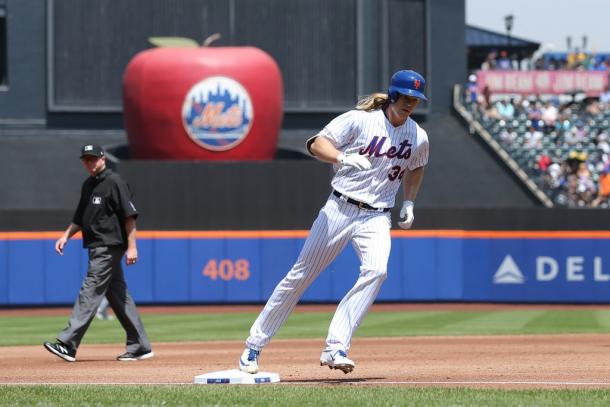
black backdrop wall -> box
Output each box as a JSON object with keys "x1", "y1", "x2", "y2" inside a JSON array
[{"x1": 2, "y1": 159, "x2": 610, "y2": 231}]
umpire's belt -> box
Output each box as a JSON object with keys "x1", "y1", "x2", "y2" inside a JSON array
[{"x1": 332, "y1": 190, "x2": 391, "y2": 213}]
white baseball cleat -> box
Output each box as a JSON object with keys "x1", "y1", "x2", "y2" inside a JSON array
[
  {"x1": 239, "y1": 348, "x2": 260, "y2": 374},
  {"x1": 320, "y1": 350, "x2": 355, "y2": 374}
]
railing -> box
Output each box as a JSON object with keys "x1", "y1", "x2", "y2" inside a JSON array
[{"x1": 452, "y1": 84, "x2": 554, "y2": 208}]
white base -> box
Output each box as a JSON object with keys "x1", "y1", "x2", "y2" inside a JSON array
[{"x1": 194, "y1": 369, "x2": 280, "y2": 385}]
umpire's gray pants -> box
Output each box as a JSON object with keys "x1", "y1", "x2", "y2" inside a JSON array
[{"x1": 57, "y1": 246, "x2": 151, "y2": 353}]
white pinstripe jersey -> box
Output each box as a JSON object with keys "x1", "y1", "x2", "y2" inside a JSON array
[{"x1": 320, "y1": 109, "x2": 429, "y2": 208}]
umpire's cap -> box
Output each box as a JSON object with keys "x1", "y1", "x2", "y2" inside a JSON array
[
  {"x1": 80, "y1": 144, "x2": 105, "y2": 158},
  {"x1": 388, "y1": 70, "x2": 427, "y2": 102}
]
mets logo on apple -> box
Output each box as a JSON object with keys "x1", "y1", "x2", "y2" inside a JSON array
[{"x1": 182, "y1": 76, "x2": 254, "y2": 151}]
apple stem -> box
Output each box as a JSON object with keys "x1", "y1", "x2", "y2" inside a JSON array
[{"x1": 203, "y1": 33, "x2": 222, "y2": 47}]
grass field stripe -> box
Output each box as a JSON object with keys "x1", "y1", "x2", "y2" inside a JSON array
[
  {"x1": 3, "y1": 311, "x2": 610, "y2": 346},
  {"x1": 439, "y1": 310, "x2": 547, "y2": 334},
  {"x1": 523, "y1": 310, "x2": 600, "y2": 332},
  {"x1": 593, "y1": 309, "x2": 610, "y2": 330},
  {"x1": 352, "y1": 310, "x2": 450, "y2": 331}
]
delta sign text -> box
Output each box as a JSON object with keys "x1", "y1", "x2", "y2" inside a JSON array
[{"x1": 463, "y1": 237, "x2": 610, "y2": 302}]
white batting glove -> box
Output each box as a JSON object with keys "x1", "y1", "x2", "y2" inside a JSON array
[
  {"x1": 398, "y1": 200, "x2": 415, "y2": 229},
  {"x1": 337, "y1": 153, "x2": 372, "y2": 170}
]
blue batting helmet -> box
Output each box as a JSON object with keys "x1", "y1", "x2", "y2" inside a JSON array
[{"x1": 388, "y1": 70, "x2": 427, "y2": 102}]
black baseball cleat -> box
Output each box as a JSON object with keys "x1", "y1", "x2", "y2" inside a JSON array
[
  {"x1": 43, "y1": 341, "x2": 76, "y2": 362},
  {"x1": 116, "y1": 349, "x2": 154, "y2": 361}
]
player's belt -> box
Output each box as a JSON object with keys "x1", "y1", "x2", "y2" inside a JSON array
[{"x1": 332, "y1": 190, "x2": 391, "y2": 213}]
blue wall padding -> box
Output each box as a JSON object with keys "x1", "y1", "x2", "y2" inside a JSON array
[{"x1": 1, "y1": 235, "x2": 610, "y2": 305}]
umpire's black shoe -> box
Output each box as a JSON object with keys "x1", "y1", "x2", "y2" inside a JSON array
[
  {"x1": 43, "y1": 341, "x2": 76, "y2": 362},
  {"x1": 116, "y1": 349, "x2": 154, "y2": 361}
]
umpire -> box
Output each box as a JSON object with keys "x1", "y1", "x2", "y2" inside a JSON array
[{"x1": 44, "y1": 144, "x2": 153, "y2": 362}]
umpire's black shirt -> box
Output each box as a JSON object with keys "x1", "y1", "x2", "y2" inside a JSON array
[{"x1": 72, "y1": 168, "x2": 138, "y2": 249}]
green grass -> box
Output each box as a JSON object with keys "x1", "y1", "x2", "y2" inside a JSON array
[
  {"x1": 1, "y1": 309, "x2": 610, "y2": 346},
  {"x1": 3, "y1": 309, "x2": 610, "y2": 406},
  {"x1": 1, "y1": 385, "x2": 610, "y2": 406}
]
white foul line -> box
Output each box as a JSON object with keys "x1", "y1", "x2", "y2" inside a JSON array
[
  {"x1": 2, "y1": 380, "x2": 610, "y2": 387},
  {"x1": 300, "y1": 380, "x2": 610, "y2": 386}
]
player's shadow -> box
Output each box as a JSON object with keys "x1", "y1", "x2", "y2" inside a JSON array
[{"x1": 283, "y1": 377, "x2": 385, "y2": 384}]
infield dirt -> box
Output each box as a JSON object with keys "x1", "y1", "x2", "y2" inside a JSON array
[{"x1": 2, "y1": 334, "x2": 609, "y2": 388}]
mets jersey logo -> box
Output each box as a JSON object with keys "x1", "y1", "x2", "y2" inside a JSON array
[
  {"x1": 359, "y1": 136, "x2": 412, "y2": 160},
  {"x1": 92, "y1": 196, "x2": 102, "y2": 205},
  {"x1": 182, "y1": 76, "x2": 254, "y2": 151}
]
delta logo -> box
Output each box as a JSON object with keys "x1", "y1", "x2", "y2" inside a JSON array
[
  {"x1": 493, "y1": 255, "x2": 525, "y2": 284},
  {"x1": 493, "y1": 254, "x2": 610, "y2": 284},
  {"x1": 182, "y1": 76, "x2": 254, "y2": 151}
]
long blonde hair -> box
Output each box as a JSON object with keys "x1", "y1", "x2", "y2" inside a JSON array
[{"x1": 355, "y1": 92, "x2": 389, "y2": 111}]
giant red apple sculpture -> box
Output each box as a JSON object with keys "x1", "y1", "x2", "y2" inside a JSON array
[{"x1": 123, "y1": 40, "x2": 283, "y2": 160}]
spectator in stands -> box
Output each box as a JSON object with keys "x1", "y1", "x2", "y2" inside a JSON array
[
  {"x1": 520, "y1": 98, "x2": 530, "y2": 112},
  {"x1": 461, "y1": 68, "x2": 610, "y2": 208},
  {"x1": 481, "y1": 51, "x2": 497, "y2": 71},
  {"x1": 499, "y1": 125, "x2": 518, "y2": 147},
  {"x1": 557, "y1": 174, "x2": 580, "y2": 206},
  {"x1": 533, "y1": 57, "x2": 545, "y2": 70},
  {"x1": 545, "y1": 162, "x2": 563, "y2": 190},
  {"x1": 582, "y1": 54, "x2": 594, "y2": 70},
  {"x1": 591, "y1": 167, "x2": 610, "y2": 207},
  {"x1": 537, "y1": 152, "x2": 553, "y2": 173},
  {"x1": 549, "y1": 56, "x2": 560, "y2": 70},
  {"x1": 541, "y1": 101, "x2": 559, "y2": 129},
  {"x1": 595, "y1": 130, "x2": 610, "y2": 154},
  {"x1": 480, "y1": 85, "x2": 492, "y2": 111},
  {"x1": 524, "y1": 125, "x2": 543, "y2": 148},
  {"x1": 563, "y1": 126, "x2": 578, "y2": 146},
  {"x1": 566, "y1": 51, "x2": 577, "y2": 68},
  {"x1": 563, "y1": 122, "x2": 587, "y2": 146},
  {"x1": 592, "y1": 58, "x2": 609, "y2": 71},
  {"x1": 495, "y1": 98, "x2": 515, "y2": 120},
  {"x1": 575, "y1": 160, "x2": 596, "y2": 205},
  {"x1": 599, "y1": 86, "x2": 610, "y2": 108},
  {"x1": 566, "y1": 151, "x2": 584, "y2": 173},
  {"x1": 584, "y1": 98, "x2": 601, "y2": 116},
  {"x1": 496, "y1": 51, "x2": 512, "y2": 70},
  {"x1": 598, "y1": 154, "x2": 610, "y2": 176},
  {"x1": 526, "y1": 100, "x2": 543, "y2": 123},
  {"x1": 465, "y1": 74, "x2": 478, "y2": 105},
  {"x1": 573, "y1": 121, "x2": 588, "y2": 142}
]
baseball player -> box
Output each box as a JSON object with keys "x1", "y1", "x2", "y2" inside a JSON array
[{"x1": 239, "y1": 70, "x2": 429, "y2": 374}]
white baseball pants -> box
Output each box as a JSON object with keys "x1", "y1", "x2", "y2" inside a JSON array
[{"x1": 246, "y1": 193, "x2": 391, "y2": 353}]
